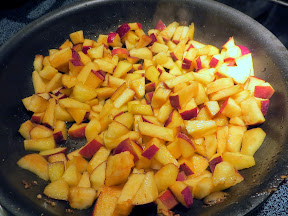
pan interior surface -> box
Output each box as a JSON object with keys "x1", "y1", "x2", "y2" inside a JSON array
[{"x1": 0, "y1": 0, "x2": 287, "y2": 215}]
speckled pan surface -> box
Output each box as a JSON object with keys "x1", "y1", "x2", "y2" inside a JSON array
[{"x1": 0, "y1": 0, "x2": 288, "y2": 215}]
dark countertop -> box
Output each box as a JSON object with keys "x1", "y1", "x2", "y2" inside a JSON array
[{"x1": 0, "y1": 0, "x2": 288, "y2": 215}]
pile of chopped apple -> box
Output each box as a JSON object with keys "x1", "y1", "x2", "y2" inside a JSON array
[{"x1": 17, "y1": 19, "x2": 275, "y2": 215}]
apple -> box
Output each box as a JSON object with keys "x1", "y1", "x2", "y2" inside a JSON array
[
  {"x1": 195, "y1": 56, "x2": 202, "y2": 71},
  {"x1": 31, "y1": 113, "x2": 43, "y2": 124},
  {"x1": 181, "y1": 186, "x2": 193, "y2": 208},
  {"x1": 142, "y1": 144, "x2": 159, "y2": 159},
  {"x1": 155, "y1": 19, "x2": 166, "y2": 30},
  {"x1": 179, "y1": 163, "x2": 194, "y2": 176},
  {"x1": 39, "y1": 147, "x2": 67, "y2": 159},
  {"x1": 180, "y1": 107, "x2": 198, "y2": 120},
  {"x1": 222, "y1": 37, "x2": 235, "y2": 49},
  {"x1": 260, "y1": 99, "x2": 269, "y2": 116},
  {"x1": 158, "y1": 189, "x2": 178, "y2": 210},
  {"x1": 182, "y1": 58, "x2": 192, "y2": 69},
  {"x1": 53, "y1": 131, "x2": 65, "y2": 144},
  {"x1": 68, "y1": 123, "x2": 87, "y2": 139},
  {"x1": 91, "y1": 69, "x2": 105, "y2": 81},
  {"x1": 70, "y1": 59, "x2": 83, "y2": 66},
  {"x1": 82, "y1": 46, "x2": 92, "y2": 54},
  {"x1": 177, "y1": 133, "x2": 195, "y2": 148},
  {"x1": 111, "y1": 48, "x2": 129, "y2": 59},
  {"x1": 169, "y1": 94, "x2": 180, "y2": 109},
  {"x1": 116, "y1": 23, "x2": 131, "y2": 38},
  {"x1": 79, "y1": 139, "x2": 103, "y2": 159},
  {"x1": 209, "y1": 156, "x2": 223, "y2": 173},
  {"x1": 209, "y1": 57, "x2": 219, "y2": 68},
  {"x1": 72, "y1": 43, "x2": 83, "y2": 52},
  {"x1": 145, "y1": 82, "x2": 156, "y2": 93},
  {"x1": 186, "y1": 44, "x2": 194, "y2": 51},
  {"x1": 72, "y1": 49, "x2": 81, "y2": 60},
  {"x1": 170, "y1": 52, "x2": 178, "y2": 61},
  {"x1": 237, "y1": 45, "x2": 250, "y2": 56},
  {"x1": 145, "y1": 91, "x2": 154, "y2": 104},
  {"x1": 176, "y1": 171, "x2": 187, "y2": 181},
  {"x1": 148, "y1": 33, "x2": 157, "y2": 46},
  {"x1": 113, "y1": 138, "x2": 139, "y2": 162},
  {"x1": 254, "y1": 84, "x2": 275, "y2": 99}
]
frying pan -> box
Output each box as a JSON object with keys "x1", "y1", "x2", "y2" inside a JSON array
[{"x1": 0, "y1": 0, "x2": 288, "y2": 215}]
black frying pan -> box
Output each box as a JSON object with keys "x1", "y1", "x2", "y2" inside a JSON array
[{"x1": 0, "y1": 0, "x2": 288, "y2": 215}]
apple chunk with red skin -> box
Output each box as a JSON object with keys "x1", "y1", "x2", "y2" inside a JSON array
[
  {"x1": 79, "y1": 139, "x2": 103, "y2": 159},
  {"x1": 179, "y1": 163, "x2": 194, "y2": 176},
  {"x1": 254, "y1": 83, "x2": 275, "y2": 99},
  {"x1": 155, "y1": 19, "x2": 166, "y2": 30},
  {"x1": 113, "y1": 138, "x2": 139, "y2": 162},
  {"x1": 142, "y1": 144, "x2": 159, "y2": 160},
  {"x1": 116, "y1": 23, "x2": 131, "y2": 38},
  {"x1": 68, "y1": 123, "x2": 87, "y2": 139},
  {"x1": 112, "y1": 48, "x2": 129, "y2": 59},
  {"x1": 158, "y1": 189, "x2": 178, "y2": 210},
  {"x1": 209, "y1": 156, "x2": 223, "y2": 173}
]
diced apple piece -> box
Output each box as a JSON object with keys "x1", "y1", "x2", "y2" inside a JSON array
[
  {"x1": 177, "y1": 133, "x2": 195, "y2": 158},
  {"x1": 69, "y1": 187, "x2": 97, "y2": 209},
  {"x1": 241, "y1": 128, "x2": 266, "y2": 156},
  {"x1": 219, "y1": 97, "x2": 241, "y2": 118},
  {"x1": 209, "y1": 84, "x2": 243, "y2": 101},
  {"x1": 79, "y1": 139, "x2": 103, "y2": 159},
  {"x1": 113, "y1": 88, "x2": 135, "y2": 108},
  {"x1": 53, "y1": 120, "x2": 67, "y2": 144},
  {"x1": 130, "y1": 104, "x2": 153, "y2": 116},
  {"x1": 212, "y1": 161, "x2": 243, "y2": 190},
  {"x1": 157, "y1": 189, "x2": 178, "y2": 212},
  {"x1": 17, "y1": 154, "x2": 49, "y2": 181},
  {"x1": 209, "y1": 155, "x2": 223, "y2": 173},
  {"x1": 24, "y1": 137, "x2": 55, "y2": 151},
  {"x1": 90, "y1": 161, "x2": 106, "y2": 192},
  {"x1": 48, "y1": 161, "x2": 65, "y2": 182},
  {"x1": 222, "y1": 152, "x2": 255, "y2": 170},
  {"x1": 70, "y1": 30, "x2": 84, "y2": 44},
  {"x1": 216, "y1": 126, "x2": 228, "y2": 154},
  {"x1": 164, "y1": 73, "x2": 194, "y2": 89},
  {"x1": 105, "y1": 151, "x2": 134, "y2": 186},
  {"x1": 115, "y1": 173, "x2": 145, "y2": 215},
  {"x1": 87, "y1": 147, "x2": 110, "y2": 173},
  {"x1": 138, "y1": 122, "x2": 174, "y2": 141},
  {"x1": 39, "y1": 147, "x2": 67, "y2": 159},
  {"x1": 92, "y1": 186, "x2": 122, "y2": 216},
  {"x1": 155, "y1": 19, "x2": 166, "y2": 30},
  {"x1": 169, "y1": 181, "x2": 193, "y2": 208},
  {"x1": 142, "y1": 144, "x2": 159, "y2": 160},
  {"x1": 132, "y1": 171, "x2": 158, "y2": 205},
  {"x1": 68, "y1": 123, "x2": 87, "y2": 139},
  {"x1": 49, "y1": 47, "x2": 72, "y2": 72},
  {"x1": 240, "y1": 97, "x2": 265, "y2": 125},
  {"x1": 151, "y1": 87, "x2": 171, "y2": 109},
  {"x1": 169, "y1": 82, "x2": 198, "y2": 109},
  {"x1": 113, "y1": 61, "x2": 133, "y2": 78},
  {"x1": 19, "y1": 120, "x2": 34, "y2": 140},
  {"x1": 185, "y1": 120, "x2": 217, "y2": 139},
  {"x1": 44, "y1": 178, "x2": 69, "y2": 200},
  {"x1": 206, "y1": 78, "x2": 234, "y2": 95},
  {"x1": 160, "y1": 21, "x2": 179, "y2": 41},
  {"x1": 59, "y1": 98, "x2": 90, "y2": 110},
  {"x1": 226, "y1": 125, "x2": 247, "y2": 152},
  {"x1": 193, "y1": 177, "x2": 213, "y2": 199},
  {"x1": 130, "y1": 47, "x2": 153, "y2": 60},
  {"x1": 254, "y1": 82, "x2": 275, "y2": 99},
  {"x1": 32, "y1": 71, "x2": 46, "y2": 93},
  {"x1": 154, "y1": 163, "x2": 179, "y2": 193}
]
